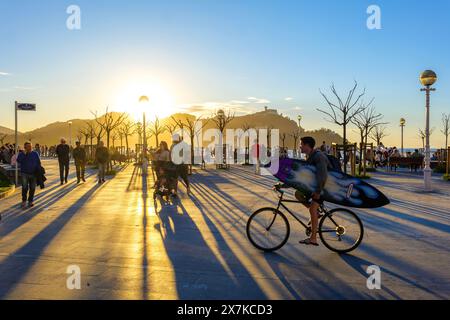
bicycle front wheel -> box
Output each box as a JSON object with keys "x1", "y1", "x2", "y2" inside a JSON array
[
  {"x1": 319, "y1": 208, "x2": 364, "y2": 253},
  {"x1": 246, "y1": 208, "x2": 290, "y2": 252}
]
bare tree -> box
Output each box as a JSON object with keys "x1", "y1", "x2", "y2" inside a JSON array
[
  {"x1": 211, "y1": 109, "x2": 235, "y2": 165},
  {"x1": 441, "y1": 113, "x2": 450, "y2": 148},
  {"x1": 211, "y1": 109, "x2": 235, "y2": 134},
  {"x1": 290, "y1": 129, "x2": 302, "y2": 157},
  {"x1": 89, "y1": 114, "x2": 105, "y2": 146},
  {"x1": 92, "y1": 108, "x2": 126, "y2": 170},
  {"x1": 111, "y1": 130, "x2": 119, "y2": 148},
  {"x1": 241, "y1": 123, "x2": 251, "y2": 163},
  {"x1": 317, "y1": 81, "x2": 366, "y2": 173},
  {"x1": 280, "y1": 133, "x2": 287, "y2": 149},
  {"x1": 118, "y1": 118, "x2": 136, "y2": 159},
  {"x1": 75, "y1": 132, "x2": 83, "y2": 144},
  {"x1": 370, "y1": 125, "x2": 389, "y2": 146},
  {"x1": 165, "y1": 122, "x2": 179, "y2": 138},
  {"x1": 265, "y1": 125, "x2": 274, "y2": 148},
  {"x1": 77, "y1": 127, "x2": 90, "y2": 145},
  {"x1": 172, "y1": 115, "x2": 209, "y2": 165},
  {"x1": 147, "y1": 117, "x2": 166, "y2": 148},
  {"x1": 93, "y1": 108, "x2": 126, "y2": 149},
  {"x1": 351, "y1": 104, "x2": 385, "y2": 175},
  {"x1": 418, "y1": 128, "x2": 435, "y2": 150}
]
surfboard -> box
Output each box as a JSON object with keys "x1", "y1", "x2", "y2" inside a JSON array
[{"x1": 272, "y1": 158, "x2": 390, "y2": 208}]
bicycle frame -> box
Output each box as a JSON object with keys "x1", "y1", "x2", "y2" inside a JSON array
[
  {"x1": 269, "y1": 188, "x2": 341, "y2": 235},
  {"x1": 272, "y1": 190, "x2": 314, "y2": 230}
]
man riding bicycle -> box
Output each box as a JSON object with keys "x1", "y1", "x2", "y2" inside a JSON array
[{"x1": 297, "y1": 137, "x2": 332, "y2": 246}]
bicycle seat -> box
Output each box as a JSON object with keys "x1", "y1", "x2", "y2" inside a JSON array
[{"x1": 273, "y1": 182, "x2": 288, "y2": 192}]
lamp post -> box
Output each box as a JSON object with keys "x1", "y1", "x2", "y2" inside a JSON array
[
  {"x1": 419, "y1": 70, "x2": 437, "y2": 192},
  {"x1": 297, "y1": 115, "x2": 303, "y2": 129},
  {"x1": 68, "y1": 121, "x2": 72, "y2": 146},
  {"x1": 400, "y1": 118, "x2": 406, "y2": 156},
  {"x1": 139, "y1": 96, "x2": 149, "y2": 159},
  {"x1": 217, "y1": 109, "x2": 225, "y2": 167}
]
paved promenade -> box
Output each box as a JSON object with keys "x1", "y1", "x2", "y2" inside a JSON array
[{"x1": 0, "y1": 159, "x2": 449, "y2": 299}]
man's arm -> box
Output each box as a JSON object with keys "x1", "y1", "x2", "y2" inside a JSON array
[
  {"x1": 17, "y1": 152, "x2": 24, "y2": 164},
  {"x1": 314, "y1": 153, "x2": 329, "y2": 194},
  {"x1": 36, "y1": 152, "x2": 41, "y2": 167}
]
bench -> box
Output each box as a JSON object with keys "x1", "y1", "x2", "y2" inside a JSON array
[{"x1": 388, "y1": 157, "x2": 424, "y2": 172}]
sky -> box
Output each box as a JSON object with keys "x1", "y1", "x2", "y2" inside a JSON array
[{"x1": 0, "y1": 0, "x2": 449, "y2": 148}]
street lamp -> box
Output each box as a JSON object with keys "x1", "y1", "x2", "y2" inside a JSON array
[
  {"x1": 297, "y1": 115, "x2": 303, "y2": 129},
  {"x1": 419, "y1": 70, "x2": 437, "y2": 192},
  {"x1": 139, "y1": 95, "x2": 149, "y2": 159},
  {"x1": 217, "y1": 109, "x2": 225, "y2": 166},
  {"x1": 68, "y1": 121, "x2": 72, "y2": 147},
  {"x1": 400, "y1": 118, "x2": 406, "y2": 156}
]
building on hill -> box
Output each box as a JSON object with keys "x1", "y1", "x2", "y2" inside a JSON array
[{"x1": 260, "y1": 106, "x2": 278, "y2": 115}]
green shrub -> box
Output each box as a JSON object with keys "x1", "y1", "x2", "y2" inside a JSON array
[
  {"x1": 433, "y1": 164, "x2": 447, "y2": 174},
  {"x1": 0, "y1": 172, "x2": 12, "y2": 187}
]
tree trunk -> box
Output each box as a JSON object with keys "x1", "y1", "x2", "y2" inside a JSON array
[
  {"x1": 343, "y1": 124, "x2": 347, "y2": 173},
  {"x1": 359, "y1": 132, "x2": 364, "y2": 175},
  {"x1": 125, "y1": 135, "x2": 129, "y2": 161},
  {"x1": 363, "y1": 129, "x2": 369, "y2": 176},
  {"x1": 190, "y1": 135, "x2": 195, "y2": 166}
]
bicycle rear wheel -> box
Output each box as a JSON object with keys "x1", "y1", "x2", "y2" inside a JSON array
[
  {"x1": 319, "y1": 208, "x2": 364, "y2": 253},
  {"x1": 246, "y1": 208, "x2": 290, "y2": 252}
]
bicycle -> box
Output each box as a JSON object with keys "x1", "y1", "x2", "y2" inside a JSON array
[{"x1": 246, "y1": 183, "x2": 364, "y2": 253}]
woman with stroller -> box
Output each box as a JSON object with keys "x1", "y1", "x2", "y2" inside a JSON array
[{"x1": 152, "y1": 141, "x2": 175, "y2": 198}]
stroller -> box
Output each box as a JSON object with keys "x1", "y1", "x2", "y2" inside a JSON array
[{"x1": 153, "y1": 160, "x2": 177, "y2": 201}]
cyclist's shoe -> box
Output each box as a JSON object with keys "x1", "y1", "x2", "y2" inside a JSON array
[{"x1": 299, "y1": 238, "x2": 319, "y2": 246}]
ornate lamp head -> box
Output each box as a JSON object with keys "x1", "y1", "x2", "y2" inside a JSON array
[{"x1": 420, "y1": 70, "x2": 437, "y2": 86}]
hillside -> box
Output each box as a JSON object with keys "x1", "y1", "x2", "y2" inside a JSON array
[
  {"x1": 1, "y1": 110, "x2": 343, "y2": 149},
  {"x1": 0, "y1": 126, "x2": 16, "y2": 135}
]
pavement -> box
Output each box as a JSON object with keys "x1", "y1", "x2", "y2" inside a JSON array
[{"x1": 0, "y1": 159, "x2": 449, "y2": 300}]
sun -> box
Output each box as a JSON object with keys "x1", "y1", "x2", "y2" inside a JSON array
[{"x1": 113, "y1": 82, "x2": 176, "y2": 121}]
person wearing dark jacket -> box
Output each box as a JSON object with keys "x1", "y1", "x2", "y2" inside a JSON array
[
  {"x1": 95, "y1": 141, "x2": 109, "y2": 184},
  {"x1": 17, "y1": 142, "x2": 41, "y2": 208},
  {"x1": 72, "y1": 141, "x2": 87, "y2": 183},
  {"x1": 56, "y1": 138, "x2": 70, "y2": 185}
]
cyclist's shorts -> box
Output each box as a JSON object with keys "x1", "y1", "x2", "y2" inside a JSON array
[{"x1": 295, "y1": 190, "x2": 324, "y2": 205}]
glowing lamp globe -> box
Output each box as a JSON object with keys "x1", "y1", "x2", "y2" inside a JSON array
[
  {"x1": 420, "y1": 70, "x2": 437, "y2": 86},
  {"x1": 400, "y1": 118, "x2": 406, "y2": 126},
  {"x1": 139, "y1": 95, "x2": 149, "y2": 103}
]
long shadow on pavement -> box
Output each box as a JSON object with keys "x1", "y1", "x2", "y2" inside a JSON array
[
  {"x1": 0, "y1": 173, "x2": 97, "y2": 239},
  {"x1": 150, "y1": 176, "x2": 268, "y2": 299},
  {"x1": 0, "y1": 183, "x2": 102, "y2": 299}
]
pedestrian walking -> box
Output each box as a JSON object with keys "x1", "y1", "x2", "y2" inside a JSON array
[
  {"x1": 56, "y1": 138, "x2": 70, "y2": 185},
  {"x1": 95, "y1": 141, "x2": 109, "y2": 184},
  {"x1": 16, "y1": 142, "x2": 41, "y2": 208},
  {"x1": 170, "y1": 134, "x2": 191, "y2": 196},
  {"x1": 72, "y1": 141, "x2": 87, "y2": 183}
]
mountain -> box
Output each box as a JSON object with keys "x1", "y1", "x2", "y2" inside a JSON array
[
  {"x1": 1, "y1": 109, "x2": 343, "y2": 149},
  {"x1": 0, "y1": 126, "x2": 16, "y2": 135}
]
